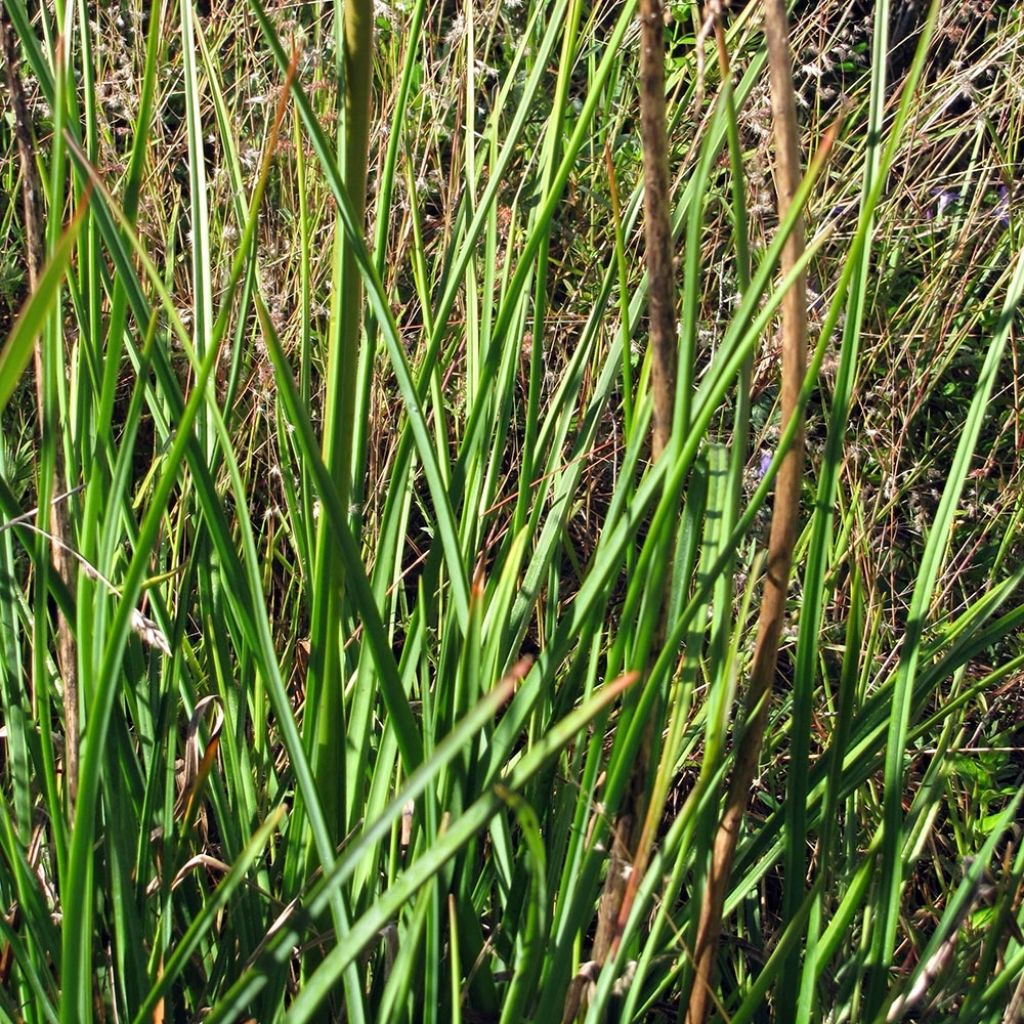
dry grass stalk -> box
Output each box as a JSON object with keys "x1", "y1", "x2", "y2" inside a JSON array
[
  {"x1": 592, "y1": 0, "x2": 678, "y2": 966},
  {"x1": 685, "y1": 0, "x2": 809, "y2": 1020}
]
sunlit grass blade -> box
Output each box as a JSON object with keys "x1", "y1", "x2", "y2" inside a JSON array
[{"x1": 0, "y1": 197, "x2": 87, "y2": 416}]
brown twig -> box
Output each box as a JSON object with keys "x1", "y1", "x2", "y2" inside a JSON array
[
  {"x1": 1, "y1": 15, "x2": 79, "y2": 806},
  {"x1": 685, "y1": 0, "x2": 808, "y2": 1020},
  {"x1": 591, "y1": 0, "x2": 678, "y2": 966}
]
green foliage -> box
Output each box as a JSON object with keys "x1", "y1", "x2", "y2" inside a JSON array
[{"x1": 0, "y1": 0, "x2": 1022, "y2": 1021}]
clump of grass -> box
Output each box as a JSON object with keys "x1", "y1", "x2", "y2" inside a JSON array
[{"x1": 0, "y1": 1, "x2": 1022, "y2": 1022}]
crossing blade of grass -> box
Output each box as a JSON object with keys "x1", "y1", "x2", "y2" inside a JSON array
[{"x1": 0, "y1": 197, "x2": 87, "y2": 416}]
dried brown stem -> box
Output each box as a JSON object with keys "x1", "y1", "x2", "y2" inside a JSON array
[
  {"x1": 685, "y1": 1, "x2": 808, "y2": 1020},
  {"x1": 608, "y1": 7, "x2": 746, "y2": 957},
  {"x1": 591, "y1": 0, "x2": 677, "y2": 966},
  {"x1": 1, "y1": 16, "x2": 79, "y2": 806},
  {"x1": 639, "y1": 0, "x2": 678, "y2": 464}
]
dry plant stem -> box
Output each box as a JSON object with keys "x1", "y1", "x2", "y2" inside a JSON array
[
  {"x1": 609, "y1": 7, "x2": 740, "y2": 956},
  {"x1": 592, "y1": 0, "x2": 677, "y2": 964},
  {"x1": 686, "y1": 1, "x2": 808, "y2": 1021},
  {"x1": 639, "y1": 0, "x2": 678, "y2": 463},
  {"x1": 1, "y1": 16, "x2": 79, "y2": 805}
]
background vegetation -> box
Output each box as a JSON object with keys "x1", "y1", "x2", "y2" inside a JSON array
[{"x1": 0, "y1": 0, "x2": 1023, "y2": 1020}]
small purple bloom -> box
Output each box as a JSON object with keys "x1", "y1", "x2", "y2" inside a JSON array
[
  {"x1": 826, "y1": 201, "x2": 857, "y2": 224},
  {"x1": 932, "y1": 188, "x2": 961, "y2": 217},
  {"x1": 757, "y1": 451, "x2": 772, "y2": 480}
]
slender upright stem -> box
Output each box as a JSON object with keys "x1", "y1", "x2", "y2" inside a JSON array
[
  {"x1": 308, "y1": 0, "x2": 375, "y2": 848},
  {"x1": 686, "y1": 0, "x2": 808, "y2": 1019},
  {"x1": 638, "y1": 0, "x2": 678, "y2": 464},
  {"x1": 592, "y1": 0, "x2": 677, "y2": 963}
]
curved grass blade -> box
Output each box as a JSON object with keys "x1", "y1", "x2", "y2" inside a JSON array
[{"x1": 0, "y1": 196, "x2": 88, "y2": 417}]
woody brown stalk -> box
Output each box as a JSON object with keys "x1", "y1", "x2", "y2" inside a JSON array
[
  {"x1": 685, "y1": 2, "x2": 807, "y2": 1021},
  {"x1": 639, "y1": 0, "x2": 678, "y2": 466},
  {"x1": 592, "y1": 0, "x2": 677, "y2": 964},
  {"x1": 1, "y1": 17, "x2": 79, "y2": 804}
]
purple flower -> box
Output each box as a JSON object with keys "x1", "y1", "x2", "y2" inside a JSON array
[
  {"x1": 931, "y1": 188, "x2": 961, "y2": 218},
  {"x1": 826, "y1": 201, "x2": 857, "y2": 224}
]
